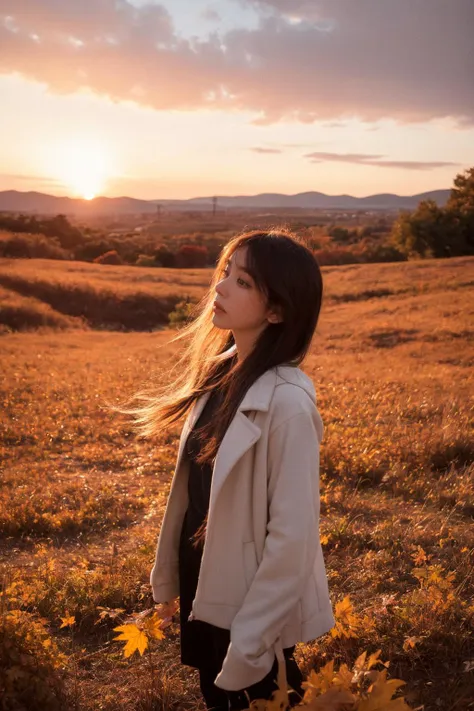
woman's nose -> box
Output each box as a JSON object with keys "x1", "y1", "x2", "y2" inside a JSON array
[{"x1": 215, "y1": 279, "x2": 226, "y2": 296}]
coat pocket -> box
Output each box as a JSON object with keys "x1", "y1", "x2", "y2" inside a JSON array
[{"x1": 242, "y1": 540, "x2": 258, "y2": 588}]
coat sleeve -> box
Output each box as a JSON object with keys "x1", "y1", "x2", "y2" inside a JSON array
[{"x1": 214, "y1": 409, "x2": 322, "y2": 691}]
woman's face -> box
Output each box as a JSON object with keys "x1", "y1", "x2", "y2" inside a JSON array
[{"x1": 212, "y1": 246, "x2": 280, "y2": 335}]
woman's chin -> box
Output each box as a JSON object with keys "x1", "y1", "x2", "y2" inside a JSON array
[{"x1": 212, "y1": 311, "x2": 229, "y2": 329}]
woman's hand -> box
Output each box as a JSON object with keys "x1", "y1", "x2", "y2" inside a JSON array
[{"x1": 155, "y1": 598, "x2": 179, "y2": 619}]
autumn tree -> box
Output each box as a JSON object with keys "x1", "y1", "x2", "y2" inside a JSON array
[
  {"x1": 154, "y1": 244, "x2": 177, "y2": 267},
  {"x1": 176, "y1": 244, "x2": 209, "y2": 268},
  {"x1": 390, "y1": 200, "x2": 458, "y2": 258},
  {"x1": 446, "y1": 166, "x2": 474, "y2": 251},
  {"x1": 389, "y1": 167, "x2": 474, "y2": 258}
]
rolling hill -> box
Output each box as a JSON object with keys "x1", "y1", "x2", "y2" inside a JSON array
[{"x1": 0, "y1": 188, "x2": 450, "y2": 215}]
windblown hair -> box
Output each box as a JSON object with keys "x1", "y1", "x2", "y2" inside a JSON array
[{"x1": 113, "y1": 228, "x2": 323, "y2": 546}]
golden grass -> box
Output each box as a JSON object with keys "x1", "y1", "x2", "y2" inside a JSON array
[
  {"x1": 1, "y1": 254, "x2": 472, "y2": 332},
  {"x1": 0, "y1": 284, "x2": 87, "y2": 334},
  {"x1": 1, "y1": 255, "x2": 473, "y2": 710},
  {"x1": 0, "y1": 257, "x2": 210, "y2": 298},
  {"x1": 0, "y1": 257, "x2": 209, "y2": 331}
]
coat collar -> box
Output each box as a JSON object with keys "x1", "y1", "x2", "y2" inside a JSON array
[
  {"x1": 187, "y1": 343, "x2": 281, "y2": 430},
  {"x1": 188, "y1": 365, "x2": 279, "y2": 430},
  {"x1": 176, "y1": 347, "x2": 311, "y2": 512},
  {"x1": 177, "y1": 352, "x2": 280, "y2": 512}
]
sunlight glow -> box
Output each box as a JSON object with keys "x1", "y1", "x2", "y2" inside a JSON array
[{"x1": 46, "y1": 138, "x2": 112, "y2": 200}]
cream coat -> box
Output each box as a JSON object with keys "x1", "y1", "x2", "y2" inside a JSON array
[{"x1": 150, "y1": 345, "x2": 335, "y2": 691}]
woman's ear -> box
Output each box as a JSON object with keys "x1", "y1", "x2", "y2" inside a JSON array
[{"x1": 267, "y1": 306, "x2": 283, "y2": 324}]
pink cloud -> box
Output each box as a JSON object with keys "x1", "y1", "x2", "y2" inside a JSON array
[
  {"x1": 250, "y1": 146, "x2": 282, "y2": 153},
  {"x1": 304, "y1": 152, "x2": 460, "y2": 170},
  {"x1": 0, "y1": 0, "x2": 473, "y2": 124}
]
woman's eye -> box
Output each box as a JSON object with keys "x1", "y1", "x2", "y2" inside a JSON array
[{"x1": 237, "y1": 277, "x2": 250, "y2": 288}]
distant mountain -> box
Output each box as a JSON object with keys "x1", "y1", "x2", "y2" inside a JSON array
[
  {"x1": 160, "y1": 189, "x2": 451, "y2": 210},
  {"x1": 0, "y1": 188, "x2": 451, "y2": 215},
  {"x1": 0, "y1": 191, "x2": 157, "y2": 215}
]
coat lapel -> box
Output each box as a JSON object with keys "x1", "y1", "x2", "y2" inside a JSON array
[
  {"x1": 173, "y1": 358, "x2": 279, "y2": 512},
  {"x1": 209, "y1": 366, "x2": 278, "y2": 508},
  {"x1": 209, "y1": 410, "x2": 261, "y2": 508}
]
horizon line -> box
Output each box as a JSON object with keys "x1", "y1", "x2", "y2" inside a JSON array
[{"x1": 0, "y1": 185, "x2": 450, "y2": 203}]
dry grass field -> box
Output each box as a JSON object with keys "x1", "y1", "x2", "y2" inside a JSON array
[{"x1": 1, "y1": 255, "x2": 473, "y2": 710}]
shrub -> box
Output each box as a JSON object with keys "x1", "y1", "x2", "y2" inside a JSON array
[
  {"x1": 313, "y1": 247, "x2": 363, "y2": 266},
  {"x1": 154, "y1": 244, "x2": 177, "y2": 268},
  {"x1": 0, "y1": 232, "x2": 69, "y2": 260},
  {"x1": 73, "y1": 239, "x2": 116, "y2": 261},
  {"x1": 0, "y1": 213, "x2": 83, "y2": 249},
  {"x1": 93, "y1": 249, "x2": 123, "y2": 265},
  {"x1": 327, "y1": 226, "x2": 356, "y2": 244},
  {"x1": 361, "y1": 242, "x2": 407, "y2": 263},
  {"x1": 41, "y1": 214, "x2": 84, "y2": 250},
  {"x1": 168, "y1": 298, "x2": 196, "y2": 328},
  {"x1": 176, "y1": 244, "x2": 209, "y2": 268},
  {"x1": 135, "y1": 253, "x2": 158, "y2": 267},
  {"x1": 0, "y1": 601, "x2": 69, "y2": 710}
]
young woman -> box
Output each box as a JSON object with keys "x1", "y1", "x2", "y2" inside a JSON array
[{"x1": 127, "y1": 229, "x2": 335, "y2": 710}]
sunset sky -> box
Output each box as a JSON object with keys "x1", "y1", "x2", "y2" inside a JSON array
[{"x1": 1, "y1": 0, "x2": 473, "y2": 201}]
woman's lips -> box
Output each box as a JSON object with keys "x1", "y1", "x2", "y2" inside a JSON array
[{"x1": 213, "y1": 301, "x2": 226, "y2": 313}]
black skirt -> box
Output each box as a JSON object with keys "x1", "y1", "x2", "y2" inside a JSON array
[{"x1": 179, "y1": 508, "x2": 233, "y2": 668}]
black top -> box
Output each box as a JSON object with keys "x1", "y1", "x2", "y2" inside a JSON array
[{"x1": 179, "y1": 386, "x2": 232, "y2": 669}]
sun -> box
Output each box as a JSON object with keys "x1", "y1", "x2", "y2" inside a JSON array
[
  {"x1": 51, "y1": 139, "x2": 111, "y2": 200},
  {"x1": 65, "y1": 145, "x2": 107, "y2": 200}
]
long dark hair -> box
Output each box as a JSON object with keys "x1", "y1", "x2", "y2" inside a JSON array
[{"x1": 115, "y1": 228, "x2": 323, "y2": 475}]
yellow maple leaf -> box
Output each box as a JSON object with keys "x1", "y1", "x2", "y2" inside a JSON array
[
  {"x1": 428, "y1": 568, "x2": 443, "y2": 584},
  {"x1": 333, "y1": 662, "x2": 353, "y2": 688},
  {"x1": 330, "y1": 597, "x2": 361, "y2": 640},
  {"x1": 143, "y1": 613, "x2": 165, "y2": 640},
  {"x1": 95, "y1": 606, "x2": 126, "y2": 624},
  {"x1": 303, "y1": 684, "x2": 357, "y2": 710},
  {"x1": 335, "y1": 596, "x2": 353, "y2": 616},
  {"x1": 366, "y1": 650, "x2": 388, "y2": 671},
  {"x1": 60, "y1": 615, "x2": 75, "y2": 629},
  {"x1": 412, "y1": 567, "x2": 427, "y2": 583},
  {"x1": 336, "y1": 597, "x2": 359, "y2": 625},
  {"x1": 113, "y1": 623, "x2": 149, "y2": 657},
  {"x1": 358, "y1": 669, "x2": 409, "y2": 711},
  {"x1": 302, "y1": 660, "x2": 335, "y2": 700},
  {"x1": 402, "y1": 636, "x2": 422, "y2": 651},
  {"x1": 411, "y1": 546, "x2": 427, "y2": 566},
  {"x1": 353, "y1": 650, "x2": 368, "y2": 673}
]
